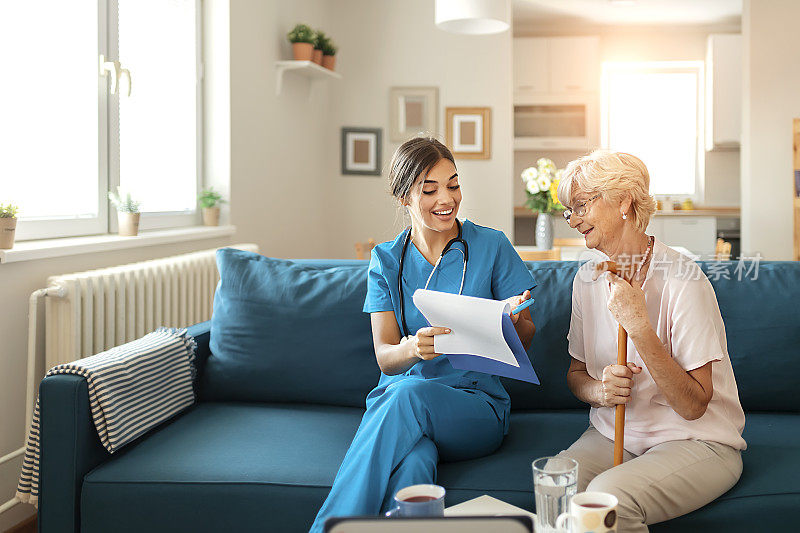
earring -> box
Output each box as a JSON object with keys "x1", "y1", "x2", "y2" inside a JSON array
[{"x1": 622, "y1": 213, "x2": 628, "y2": 220}]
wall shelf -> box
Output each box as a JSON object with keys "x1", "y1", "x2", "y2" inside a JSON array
[{"x1": 275, "y1": 60, "x2": 341, "y2": 95}]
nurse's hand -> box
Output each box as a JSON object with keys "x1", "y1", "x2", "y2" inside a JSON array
[
  {"x1": 598, "y1": 363, "x2": 642, "y2": 407},
  {"x1": 411, "y1": 326, "x2": 451, "y2": 360},
  {"x1": 505, "y1": 290, "x2": 532, "y2": 324}
]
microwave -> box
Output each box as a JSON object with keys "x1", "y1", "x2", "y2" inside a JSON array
[{"x1": 513, "y1": 96, "x2": 598, "y2": 151}]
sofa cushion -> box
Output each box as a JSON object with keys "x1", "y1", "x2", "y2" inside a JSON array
[
  {"x1": 698, "y1": 261, "x2": 800, "y2": 412},
  {"x1": 80, "y1": 403, "x2": 799, "y2": 532},
  {"x1": 81, "y1": 402, "x2": 365, "y2": 533},
  {"x1": 505, "y1": 262, "x2": 584, "y2": 410},
  {"x1": 204, "y1": 249, "x2": 380, "y2": 407}
]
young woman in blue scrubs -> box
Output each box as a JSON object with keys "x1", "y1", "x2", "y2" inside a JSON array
[{"x1": 310, "y1": 137, "x2": 536, "y2": 532}]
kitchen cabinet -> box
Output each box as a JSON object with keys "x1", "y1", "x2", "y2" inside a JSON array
[
  {"x1": 513, "y1": 38, "x2": 549, "y2": 95},
  {"x1": 705, "y1": 34, "x2": 742, "y2": 150},
  {"x1": 647, "y1": 216, "x2": 717, "y2": 256},
  {"x1": 513, "y1": 36, "x2": 600, "y2": 100},
  {"x1": 548, "y1": 37, "x2": 600, "y2": 93},
  {"x1": 513, "y1": 36, "x2": 600, "y2": 151}
]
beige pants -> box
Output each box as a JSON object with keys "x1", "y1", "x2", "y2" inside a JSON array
[{"x1": 556, "y1": 426, "x2": 742, "y2": 533}]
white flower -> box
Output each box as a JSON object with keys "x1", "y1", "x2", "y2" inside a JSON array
[
  {"x1": 526, "y1": 179, "x2": 540, "y2": 194},
  {"x1": 536, "y1": 174, "x2": 551, "y2": 191},
  {"x1": 537, "y1": 158, "x2": 556, "y2": 173},
  {"x1": 521, "y1": 166, "x2": 538, "y2": 184}
]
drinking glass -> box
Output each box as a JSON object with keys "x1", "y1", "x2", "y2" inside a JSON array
[{"x1": 532, "y1": 456, "x2": 578, "y2": 533}]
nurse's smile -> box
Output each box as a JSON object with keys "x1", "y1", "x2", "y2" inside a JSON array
[{"x1": 408, "y1": 158, "x2": 462, "y2": 237}]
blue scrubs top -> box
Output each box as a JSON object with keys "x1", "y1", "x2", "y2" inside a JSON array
[{"x1": 363, "y1": 219, "x2": 537, "y2": 433}]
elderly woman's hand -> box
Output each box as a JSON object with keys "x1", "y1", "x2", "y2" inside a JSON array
[
  {"x1": 601, "y1": 271, "x2": 651, "y2": 337},
  {"x1": 599, "y1": 362, "x2": 643, "y2": 407}
]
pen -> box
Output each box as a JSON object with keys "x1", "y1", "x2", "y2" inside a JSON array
[{"x1": 511, "y1": 298, "x2": 535, "y2": 315}]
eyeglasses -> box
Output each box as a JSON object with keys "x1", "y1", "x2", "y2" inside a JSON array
[{"x1": 563, "y1": 193, "x2": 601, "y2": 222}]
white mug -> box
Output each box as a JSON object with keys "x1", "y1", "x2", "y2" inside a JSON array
[
  {"x1": 556, "y1": 491, "x2": 618, "y2": 533},
  {"x1": 385, "y1": 484, "x2": 445, "y2": 518}
]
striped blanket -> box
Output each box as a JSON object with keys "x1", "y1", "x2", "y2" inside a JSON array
[{"x1": 16, "y1": 327, "x2": 196, "y2": 507}]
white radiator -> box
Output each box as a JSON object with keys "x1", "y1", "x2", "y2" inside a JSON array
[{"x1": 44, "y1": 243, "x2": 258, "y2": 367}]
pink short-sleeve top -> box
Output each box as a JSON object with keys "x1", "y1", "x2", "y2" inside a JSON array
[{"x1": 567, "y1": 239, "x2": 746, "y2": 455}]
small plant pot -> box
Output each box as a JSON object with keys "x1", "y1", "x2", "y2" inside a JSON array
[
  {"x1": 312, "y1": 49, "x2": 323, "y2": 65},
  {"x1": 0, "y1": 217, "x2": 17, "y2": 250},
  {"x1": 292, "y1": 42, "x2": 314, "y2": 61},
  {"x1": 202, "y1": 207, "x2": 221, "y2": 227},
  {"x1": 118, "y1": 212, "x2": 140, "y2": 237},
  {"x1": 322, "y1": 54, "x2": 336, "y2": 71}
]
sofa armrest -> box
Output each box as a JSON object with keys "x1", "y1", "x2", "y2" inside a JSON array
[
  {"x1": 38, "y1": 375, "x2": 110, "y2": 533},
  {"x1": 38, "y1": 325, "x2": 209, "y2": 532}
]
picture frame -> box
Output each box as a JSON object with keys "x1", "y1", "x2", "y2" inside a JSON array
[
  {"x1": 389, "y1": 87, "x2": 439, "y2": 142},
  {"x1": 341, "y1": 127, "x2": 382, "y2": 176},
  {"x1": 445, "y1": 107, "x2": 492, "y2": 160}
]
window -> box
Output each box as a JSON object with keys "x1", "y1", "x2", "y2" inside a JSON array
[
  {"x1": 0, "y1": 0, "x2": 202, "y2": 241},
  {"x1": 601, "y1": 61, "x2": 704, "y2": 199}
]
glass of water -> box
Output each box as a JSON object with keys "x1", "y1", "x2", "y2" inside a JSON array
[{"x1": 532, "y1": 456, "x2": 578, "y2": 533}]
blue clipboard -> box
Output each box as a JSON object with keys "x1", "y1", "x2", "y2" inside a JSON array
[{"x1": 444, "y1": 313, "x2": 539, "y2": 384}]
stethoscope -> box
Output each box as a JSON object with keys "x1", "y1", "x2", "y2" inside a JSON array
[{"x1": 398, "y1": 219, "x2": 469, "y2": 337}]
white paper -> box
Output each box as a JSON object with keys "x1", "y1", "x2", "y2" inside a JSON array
[{"x1": 412, "y1": 289, "x2": 520, "y2": 368}]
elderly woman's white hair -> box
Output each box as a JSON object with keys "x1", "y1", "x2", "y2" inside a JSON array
[{"x1": 557, "y1": 150, "x2": 657, "y2": 233}]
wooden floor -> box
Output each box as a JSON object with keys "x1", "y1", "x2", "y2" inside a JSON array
[{"x1": 5, "y1": 515, "x2": 35, "y2": 533}]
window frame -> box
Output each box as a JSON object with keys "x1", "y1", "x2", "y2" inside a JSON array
[
  {"x1": 600, "y1": 60, "x2": 705, "y2": 203},
  {"x1": 15, "y1": 0, "x2": 204, "y2": 242}
]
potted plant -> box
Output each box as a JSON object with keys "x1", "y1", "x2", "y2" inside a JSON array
[
  {"x1": 322, "y1": 39, "x2": 338, "y2": 71},
  {"x1": 108, "y1": 187, "x2": 141, "y2": 237},
  {"x1": 521, "y1": 158, "x2": 565, "y2": 250},
  {"x1": 198, "y1": 187, "x2": 226, "y2": 227},
  {"x1": 287, "y1": 24, "x2": 315, "y2": 61},
  {"x1": 312, "y1": 30, "x2": 327, "y2": 65},
  {"x1": 0, "y1": 203, "x2": 19, "y2": 250}
]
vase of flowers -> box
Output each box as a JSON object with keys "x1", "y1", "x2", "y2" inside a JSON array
[
  {"x1": 0, "y1": 203, "x2": 19, "y2": 250},
  {"x1": 521, "y1": 158, "x2": 565, "y2": 250},
  {"x1": 108, "y1": 187, "x2": 141, "y2": 237}
]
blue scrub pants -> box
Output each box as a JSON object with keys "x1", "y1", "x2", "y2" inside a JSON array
[{"x1": 309, "y1": 378, "x2": 505, "y2": 533}]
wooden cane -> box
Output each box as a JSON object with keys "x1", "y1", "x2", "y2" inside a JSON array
[
  {"x1": 614, "y1": 324, "x2": 627, "y2": 466},
  {"x1": 604, "y1": 261, "x2": 627, "y2": 466}
]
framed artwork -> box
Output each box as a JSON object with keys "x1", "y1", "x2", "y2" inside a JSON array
[
  {"x1": 389, "y1": 87, "x2": 439, "y2": 141},
  {"x1": 445, "y1": 107, "x2": 491, "y2": 160},
  {"x1": 341, "y1": 127, "x2": 382, "y2": 176}
]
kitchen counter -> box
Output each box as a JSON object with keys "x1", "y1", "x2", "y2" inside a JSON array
[{"x1": 514, "y1": 206, "x2": 740, "y2": 218}]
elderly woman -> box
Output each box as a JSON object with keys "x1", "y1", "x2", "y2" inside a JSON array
[{"x1": 555, "y1": 150, "x2": 746, "y2": 532}]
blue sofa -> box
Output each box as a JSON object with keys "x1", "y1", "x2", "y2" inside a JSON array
[{"x1": 37, "y1": 250, "x2": 800, "y2": 532}]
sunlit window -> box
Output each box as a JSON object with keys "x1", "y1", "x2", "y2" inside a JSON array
[
  {"x1": 119, "y1": 0, "x2": 199, "y2": 214},
  {"x1": 0, "y1": 2, "x2": 100, "y2": 224},
  {"x1": 601, "y1": 61, "x2": 703, "y2": 197},
  {"x1": 0, "y1": 0, "x2": 201, "y2": 240}
]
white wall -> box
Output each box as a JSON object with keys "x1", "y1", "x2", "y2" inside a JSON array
[
  {"x1": 324, "y1": 0, "x2": 514, "y2": 256},
  {"x1": 741, "y1": 0, "x2": 799, "y2": 259},
  {"x1": 228, "y1": 0, "x2": 333, "y2": 258}
]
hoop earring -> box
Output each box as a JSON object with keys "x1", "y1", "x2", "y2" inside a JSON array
[{"x1": 622, "y1": 213, "x2": 628, "y2": 220}]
